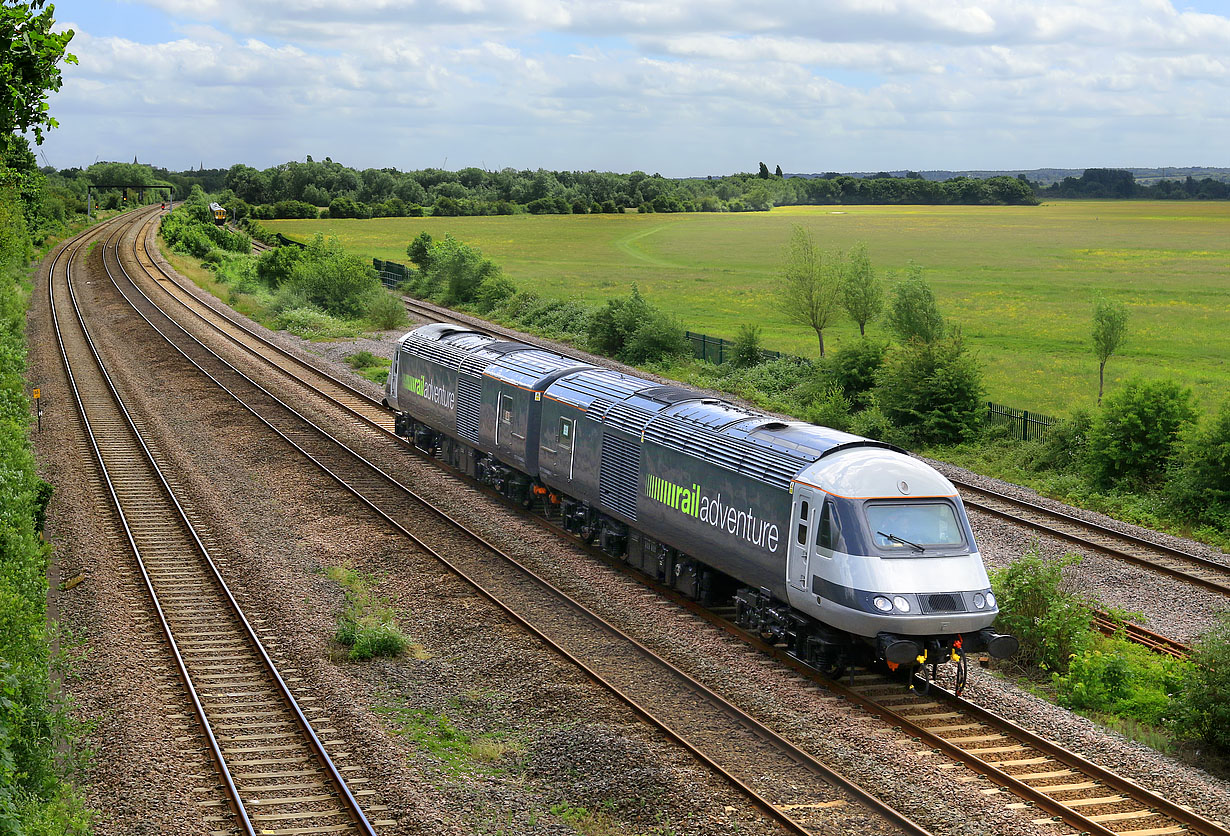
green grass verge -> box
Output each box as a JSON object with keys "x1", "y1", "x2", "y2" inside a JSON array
[
  {"x1": 373, "y1": 695, "x2": 521, "y2": 775},
  {"x1": 267, "y1": 200, "x2": 1230, "y2": 418},
  {"x1": 324, "y1": 564, "x2": 412, "y2": 661}
]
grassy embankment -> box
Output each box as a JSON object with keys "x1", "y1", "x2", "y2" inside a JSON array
[{"x1": 267, "y1": 200, "x2": 1230, "y2": 421}]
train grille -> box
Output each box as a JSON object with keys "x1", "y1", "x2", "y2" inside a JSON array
[
  {"x1": 923, "y1": 593, "x2": 962, "y2": 613},
  {"x1": 456, "y1": 373, "x2": 481, "y2": 443},
  {"x1": 599, "y1": 432, "x2": 640, "y2": 521}
]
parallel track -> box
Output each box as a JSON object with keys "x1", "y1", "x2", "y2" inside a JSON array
[
  {"x1": 136, "y1": 230, "x2": 1222, "y2": 833},
  {"x1": 51, "y1": 210, "x2": 379, "y2": 836},
  {"x1": 108, "y1": 210, "x2": 931, "y2": 835}
]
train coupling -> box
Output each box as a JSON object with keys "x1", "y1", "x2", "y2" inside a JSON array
[{"x1": 966, "y1": 628, "x2": 1019, "y2": 659}]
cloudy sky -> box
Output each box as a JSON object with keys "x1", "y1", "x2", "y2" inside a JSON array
[{"x1": 34, "y1": 0, "x2": 1230, "y2": 176}]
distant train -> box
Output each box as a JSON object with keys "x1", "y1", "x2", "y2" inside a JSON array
[
  {"x1": 209, "y1": 202, "x2": 227, "y2": 225},
  {"x1": 385, "y1": 323, "x2": 1018, "y2": 676}
]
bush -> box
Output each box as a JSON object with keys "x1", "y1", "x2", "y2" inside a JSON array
[
  {"x1": 473, "y1": 274, "x2": 516, "y2": 313},
  {"x1": 618, "y1": 308, "x2": 690, "y2": 364},
  {"x1": 366, "y1": 289, "x2": 408, "y2": 330},
  {"x1": 886, "y1": 267, "x2": 944, "y2": 344},
  {"x1": 272, "y1": 199, "x2": 318, "y2": 219},
  {"x1": 730, "y1": 323, "x2": 764, "y2": 368},
  {"x1": 273, "y1": 306, "x2": 359, "y2": 340},
  {"x1": 1054, "y1": 635, "x2": 1189, "y2": 726},
  {"x1": 826, "y1": 338, "x2": 887, "y2": 404},
  {"x1": 588, "y1": 288, "x2": 689, "y2": 364},
  {"x1": 1171, "y1": 614, "x2": 1230, "y2": 754},
  {"x1": 287, "y1": 234, "x2": 379, "y2": 318},
  {"x1": 1032, "y1": 408, "x2": 1092, "y2": 473},
  {"x1": 1166, "y1": 399, "x2": 1230, "y2": 530},
  {"x1": 989, "y1": 547, "x2": 1093, "y2": 673},
  {"x1": 804, "y1": 384, "x2": 852, "y2": 432},
  {"x1": 1086, "y1": 378, "x2": 1196, "y2": 487},
  {"x1": 873, "y1": 334, "x2": 985, "y2": 445},
  {"x1": 328, "y1": 196, "x2": 371, "y2": 219},
  {"x1": 255, "y1": 245, "x2": 302, "y2": 289}
]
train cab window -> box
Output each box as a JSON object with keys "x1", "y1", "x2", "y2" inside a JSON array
[
  {"x1": 796, "y1": 500, "x2": 810, "y2": 546},
  {"x1": 558, "y1": 417, "x2": 573, "y2": 449},
  {"x1": 866, "y1": 502, "x2": 964, "y2": 553},
  {"x1": 817, "y1": 501, "x2": 839, "y2": 552}
]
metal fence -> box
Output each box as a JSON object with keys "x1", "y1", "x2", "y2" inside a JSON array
[
  {"x1": 373, "y1": 258, "x2": 411, "y2": 289},
  {"x1": 985, "y1": 401, "x2": 1058, "y2": 441},
  {"x1": 685, "y1": 330, "x2": 787, "y2": 365}
]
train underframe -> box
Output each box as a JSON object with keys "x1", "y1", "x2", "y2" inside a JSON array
[{"x1": 398, "y1": 414, "x2": 1009, "y2": 684}]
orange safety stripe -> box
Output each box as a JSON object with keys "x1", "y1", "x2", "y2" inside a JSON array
[{"x1": 791, "y1": 477, "x2": 956, "y2": 501}]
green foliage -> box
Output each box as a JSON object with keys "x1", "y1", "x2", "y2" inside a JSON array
[
  {"x1": 989, "y1": 547, "x2": 1093, "y2": 673},
  {"x1": 1170, "y1": 615, "x2": 1230, "y2": 754},
  {"x1": 255, "y1": 245, "x2": 302, "y2": 289},
  {"x1": 729, "y1": 323, "x2": 763, "y2": 368},
  {"x1": 325, "y1": 564, "x2": 407, "y2": 661},
  {"x1": 405, "y1": 231, "x2": 433, "y2": 270},
  {"x1": 840, "y1": 242, "x2": 884, "y2": 336},
  {"x1": 0, "y1": 1, "x2": 77, "y2": 146},
  {"x1": 1054, "y1": 635, "x2": 1189, "y2": 727},
  {"x1": 778, "y1": 224, "x2": 842, "y2": 357},
  {"x1": 472, "y1": 273, "x2": 516, "y2": 313},
  {"x1": 0, "y1": 182, "x2": 90, "y2": 831},
  {"x1": 1086, "y1": 378, "x2": 1196, "y2": 487},
  {"x1": 272, "y1": 306, "x2": 361, "y2": 340},
  {"x1": 287, "y1": 234, "x2": 379, "y2": 318},
  {"x1": 825, "y1": 338, "x2": 887, "y2": 406},
  {"x1": 886, "y1": 264, "x2": 944, "y2": 344},
  {"x1": 374, "y1": 698, "x2": 518, "y2": 775},
  {"x1": 1165, "y1": 399, "x2": 1230, "y2": 529},
  {"x1": 873, "y1": 334, "x2": 985, "y2": 445},
  {"x1": 587, "y1": 286, "x2": 688, "y2": 364},
  {"x1": 1092, "y1": 295, "x2": 1128, "y2": 403},
  {"x1": 365, "y1": 289, "x2": 408, "y2": 331},
  {"x1": 803, "y1": 384, "x2": 852, "y2": 432}
]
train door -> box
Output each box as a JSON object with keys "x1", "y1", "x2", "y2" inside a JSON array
[
  {"x1": 388, "y1": 350, "x2": 401, "y2": 403},
  {"x1": 788, "y1": 486, "x2": 819, "y2": 592},
  {"x1": 558, "y1": 416, "x2": 576, "y2": 479},
  {"x1": 495, "y1": 392, "x2": 513, "y2": 446}
]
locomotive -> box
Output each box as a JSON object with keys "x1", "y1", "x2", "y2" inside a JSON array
[
  {"x1": 209, "y1": 202, "x2": 227, "y2": 225},
  {"x1": 386, "y1": 323, "x2": 1017, "y2": 675}
]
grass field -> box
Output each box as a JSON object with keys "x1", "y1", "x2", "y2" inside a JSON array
[{"x1": 267, "y1": 201, "x2": 1230, "y2": 417}]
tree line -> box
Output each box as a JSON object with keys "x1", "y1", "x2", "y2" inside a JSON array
[{"x1": 1040, "y1": 167, "x2": 1230, "y2": 200}]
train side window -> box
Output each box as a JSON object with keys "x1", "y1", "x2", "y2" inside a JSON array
[
  {"x1": 796, "y1": 500, "x2": 810, "y2": 546},
  {"x1": 817, "y1": 501, "x2": 840, "y2": 552},
  {"x1": 559, "y1": 417, "x2": 573, "y2": 449},
  {"x1": 500, "y1": 397, "x2": 513, "y2": 426}
]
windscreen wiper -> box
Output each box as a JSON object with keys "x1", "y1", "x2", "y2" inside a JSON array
[{"x1": 877, "y1": 531, "x2": 925, "y2": 552}]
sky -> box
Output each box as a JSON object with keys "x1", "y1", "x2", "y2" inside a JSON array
[{"x1": 31, "y1": 0, "x2": 1230, "y2": 177}]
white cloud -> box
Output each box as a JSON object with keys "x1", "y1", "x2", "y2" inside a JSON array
[{"x1": 36, "y1": 0, "x2": 1230, "y2": 173}]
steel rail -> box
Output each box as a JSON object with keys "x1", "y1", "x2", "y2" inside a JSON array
[
  {"x1": 55, "y1": 208, "x2": 378, "y2": 836},
  {"x1": 116, "y1": 210, "x2": 931, "y2": 836}
]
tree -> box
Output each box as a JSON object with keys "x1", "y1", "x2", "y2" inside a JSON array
[
  {"x1": 757, "y1": 162, "x2": 770, "y2": 179},
  {"x1": 779, "y1": 224, "x2": 842, "y2": 357},
  {"x1": 1, "y1": 1, "x2": 76, "y2": 148},
  {"x1": 774, "y1": 164, "x2": 783, "y2": 177},
  {"x1": 840, "y1": 242, "x2": 884, "y2": 336},
  {"x1": 1091, "y1": 295, "x2": 1127, "y2": 405},
  {"x1": 1166, "y1": 399, "x2": 1230, "y2": 528},
  {"x1": 886, "y1": 264, "x2": 944, "y2": 344},
  {"x1": 873, "y1": 334, "x2": 985, "y2": 444}
]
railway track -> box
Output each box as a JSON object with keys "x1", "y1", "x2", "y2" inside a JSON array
[
  {"x1": 100, "y1": 209, "x2": 933, "y2": 835},
  {"x1": 50, "y1": 210, "x2": 379, "y2": 836},
  {"x1": 1091, "y1": 613, "x2": 1192, "y2": 660},
  {"x1": 126, "y1": 222, "x2": 1222, "y2": 833}
]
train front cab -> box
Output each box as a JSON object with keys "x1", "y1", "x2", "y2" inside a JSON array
[{"x1": 783, "y1": 447, "x2": 1017, "y2": 667}]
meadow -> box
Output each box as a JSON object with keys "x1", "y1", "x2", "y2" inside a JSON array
[{"x1": 267, "y1": 201, "x2": 1230, "y2": 417}]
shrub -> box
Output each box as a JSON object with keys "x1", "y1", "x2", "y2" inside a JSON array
[
  {"x1": 366, "y1": 289, "x2": 408, "y2": 331},
  {"x1": 1054, "y1": 635, "x2": 1189, "y2": 726},
  {"x1": 804, "y1": 384, "x2": 852, "y2": 432},
  {"x1": 328, "y1": 196, "x2": 371, "y2": 219},
  {"x1": 989, "y1": 547, "x2": 1093, "y2": 673},
  {"x1": 287, "y1": 234, "x2": 379, "y2": 318},
  {"x1": 255, "y1": 245, "x2": 302, "y2": 289},
  {"x1": 730, "y1": 323, "x2": 764, "y2": 368},
  {"x1": 473, "y1": 274, "x2": 516, "y2": 313},
  {"x1": 886, "y1": 266, "x2": 944, "y2": 344},
  {"x1": 1032, "y1": 408, "x2": 1092, "y2": 473},
  {"x1": 273, "y1": 306, "x2": 358, "y2": 339},
  {"x1": 1085, "y1": 378, "x2": 1196, "y2": 487},
  {"x1": 587, "y1": 286, "x2": 651, "y2": 357},
  {"x1": 406, "y1": 231, "x2": 433, "y2": 270},
  {"x1": 1166, "y1": 399, "x2": 1230, "y2": 530},
  {"x1": 619, "y1": 308, "x2": 690, "y2": 364},
  {"x1": 873, "y1": 334, "x2": 985, "y2": 445},
  {"x1": 848, "y1": 405, "x2": 909, "y2": 446},
  {"x1": 272, "y1": 199, "x2": 318, "y2": 219},
  {"x1": 326, "y1": 564, "x2": 407, "y2": 661},
  {"x1": 826, "y1": 338, "x2": 887, "y2": 404},
  {"x1": 1170, "y1": 614, "x2": 1230, "y2": 754}
]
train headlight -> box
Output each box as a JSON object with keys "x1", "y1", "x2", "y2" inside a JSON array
[
  {"x1": 892, "y1": 596, "x2": 910, "y2": 613},
  {"x1": 973, "y1": 593, "x2": 986, "y2": 609},
  {"x1": 873, "y1": 596, "x2": 893, "y2": 612},
  {"x1": 986, "y1": 592, "x2": 997, "y2": 609}
]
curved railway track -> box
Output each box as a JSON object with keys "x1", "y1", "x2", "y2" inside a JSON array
[
  {"x1": 100, "y1": 210, "x2": 932, "y2": 835},
  {"x1": 50, "y1": 210, "x2": 379, "y2": 836},
  {"x1": 122, "y1": 224, "x2": 1222, "y2": 834}
]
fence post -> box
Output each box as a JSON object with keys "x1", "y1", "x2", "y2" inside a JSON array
[{"x1": 1022, "y1": 410, "x2": 1029, "y2": 441}]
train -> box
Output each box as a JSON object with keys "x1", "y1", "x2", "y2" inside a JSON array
[
  {"x1": 209, "y1": 202, "x2": 227, "y2": 225},
  {"x1": 385, "y1": 323, "x2": 1018, "y2": 676}
]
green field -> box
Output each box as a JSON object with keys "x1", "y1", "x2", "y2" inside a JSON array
[{"x1": 267, "y1": 201, "x2": 1230, "y2": 417}]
